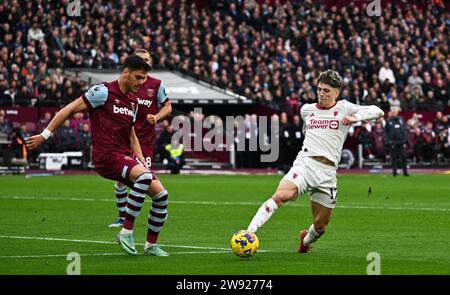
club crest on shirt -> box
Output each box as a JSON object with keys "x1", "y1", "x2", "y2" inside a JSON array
[
  {"x1": 334, "y1": 111, "x2": 338, "y2": 117},
  {"x1": 114, "y1": 99, "x2": 120, "y2": 104},
  {"x1": 130, "y1": 102, "x2": 136, "y2": 109},
  {"x1": 147, "y1": 88, "x2": 155, "y2": 97}
]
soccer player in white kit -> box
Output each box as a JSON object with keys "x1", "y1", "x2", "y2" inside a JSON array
[{"x1": 247, "y1": 70, "x2": 384, "y2": 253}]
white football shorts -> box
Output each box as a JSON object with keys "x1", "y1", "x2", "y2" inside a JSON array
[{"x1": 282, "y1": 155, "x2": 338, "y2": 209}]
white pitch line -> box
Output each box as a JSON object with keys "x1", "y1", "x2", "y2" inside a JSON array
[
  {"x1": 0, "y1": 251, "x2": 230, "y2": 259},
  {"x1": 0, "y1": 235, "x2": 240, "y2": 252},
  {"x1": 0, "y1": 235, "x2": 116, "y2": 245},
  {"x1": 1, "y1": 195, "x2": 450, "y2": 212},
  {"x1": 0, "y1": 253, "x2": 124, "y2": 259},
  {"x1": 0, "y1": 235, "x2": 229, "y2": 251}
]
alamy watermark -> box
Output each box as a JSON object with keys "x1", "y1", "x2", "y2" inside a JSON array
[
  {"x1": 67, "y1": 0, "x2": 81, "y2": 17},
  {"x1": 170, "y1": 108, "x2": 280, "y2": 163},
  {"x1": 366, "y1": 252, "x2": 381, "y2": 275},
  {"x1": 366, "y1": 0, "x2": 381, "y2": 16},
  {"x1": 66, "y1": 252, "x2": 81, "y2": 275}
]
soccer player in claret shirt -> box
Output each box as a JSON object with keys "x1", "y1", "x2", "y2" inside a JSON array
[
  {"x1": 26, "y1": 55, "x2": 169, "y2": 256},
  {"x1": 108, "y1": 50, "x2": 172, "y2": 247},
  {"x1": 246, "y1": 70, "x2": 384, "y2": 253}
]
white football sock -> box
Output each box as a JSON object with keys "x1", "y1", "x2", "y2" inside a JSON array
[
  {"x1": 145, "y1": 242, "x2": 156, "y2": 249},
  {"x1": 304, "y1": 224, "x2": 322, "y2": 246},
  {"x1": 120, "y1": 228, "x2": 133, "y2": 235},
  {"x1": 247, "y1": 198, "x2": 278, "y2": 233}
]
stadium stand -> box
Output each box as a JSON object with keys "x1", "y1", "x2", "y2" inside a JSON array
[
  {"x1": 74, "y1": 69, "x2": 247, "y2": 104},
  {"x1": 0, "y1": 0, "x2": 449, "y2": 171}
]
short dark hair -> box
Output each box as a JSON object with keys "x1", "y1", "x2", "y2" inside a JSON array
[
  {"x1": 317, "y1": 70, "x2": 343, "y2": 89},
  {"x1": 133, "y1": 49, "x2": 153, "y2": 71},
  {"x1": 121, "y1": 55, "x2": 151, "y2": 72}
]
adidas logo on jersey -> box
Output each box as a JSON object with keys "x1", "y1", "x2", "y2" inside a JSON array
[{"x1": 113, "y1": 105, "x2": 134, "y2": 117}]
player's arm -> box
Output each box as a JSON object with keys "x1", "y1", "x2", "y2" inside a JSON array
[
  {"x1": 26, "y1": 97, "x2": 88, "y2": 150},
  {"x1": 130, "y1": 126, "x2": 146, "y2": 166},
  {"x1": 147, "y1": 82, "x2": 171, "y2": 124},
  {"x1": 342, "y1": 102, "x2": 384, "y2": 126}
]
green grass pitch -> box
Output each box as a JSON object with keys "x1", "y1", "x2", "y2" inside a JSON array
[{"x1": 0, "y1": 173, "x2": 449, "y2": 274}]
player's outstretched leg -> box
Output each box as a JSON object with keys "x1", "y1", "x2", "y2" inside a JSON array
[
  {"x1": 247, "y1": 198, "x2": 278, "y2": 233},
  {"x1": 298, "y1": 200, "x2": 332, "y2": 253},
  {"x1": 144, "y1": 186, "x2": 169, "y2": 256},
  {"x1": 247, "y1": 180, "x2": 297, "y2": 233},
  {"x1": 108, "y1": 182, "x2": 127, "y2": 228},
  {"x1": 118, "y1": 172, "x2": 152, "y2": 256}
]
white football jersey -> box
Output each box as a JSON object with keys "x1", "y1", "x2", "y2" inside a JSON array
[{"x1": 298, "y1": 100, "x2": 384, "y2": 167}]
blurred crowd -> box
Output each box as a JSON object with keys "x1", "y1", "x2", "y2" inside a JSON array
[
  {"x1": 0, "y1": 0, "x2": 448, "y2": 112},
  {"x1": 153, "y1": 110, "x2": 304, "y2": 170},
  {"x1": 352, "y1": 110, "x2": 449, "y2": 163},
  {"x1": 1, "y1": 106, "x2": 449, "y2": 168},
  {"x1": 0, "y1": 109, "x2": 93, "y2": 166},
  {"x1": 0, "y1": 0, "x2": 449, "y2": 168}
]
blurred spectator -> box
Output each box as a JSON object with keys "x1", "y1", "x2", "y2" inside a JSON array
[
  {"x1": 70, "y1": 112, "x2": 87, "y2": 147},
  {"x1": 378, "y1": 62, "x2": 396, "y2": 88},
  {"x1": 78, "y1": 123, "x2": 92, "y2": 169},
  {"x1": 27, "y1": 22, "x2": 44, "y2": 43},
  {"x1": 56, "y1": 119, "x2": 76, "y2": 152},
  {"x1": 354, "y1": 121, "x2": 374, "y2": 160},
  {"x1": 4, "y1": 126, "x2": 28, "y2": 166},
  {"x1": 433, "y1": 111, "x2": 447, "y2": 133},
  {"x1": 409, "y1": 86, "x2": 422, "y2": 111},
  {"x1": 422, "y1": 121, "x2": 436, "y2": 162},
  {"x1": 155, "y1": 122, "x2": 174, "y2": 162},
  {"x1": 0, "y1": 111, "x2": 12, "y2": 135},
  {"x1": 37, "y1": 111, "x2": 52, "y2": 132},
  {"x1": 434, "y1": 79, "x2": 448, "y2": 110},
  {"x1": 413, "y1": 126, "x2": 426, "y2": 162},
  {"x1": 371, "y1": 120, "x2": 386, "y2": 161},
  {"x1": 19, "y1": 123, "x2": 31, "y2": 141},
  {"x1": 384, "y1": 108, "x2": 409, "y2": 176},
  {"x1": 387, "y1": 89, "x2": 402, "y2": 111},
  {"x1": 407, "y1": 66, "x2": 424, "y2": 95},
  {"x1": 51, "y1": 68, "x2": 64, "y2": 85},
  {"x1": 15, "y1": 85, "x2": 29, "y2": 106},
  {"x1": 435, "y1": 129, "x2": 449, "y2": 161},
  {"x1": 164, "y1": 141, "x2": 185, "y2": 174}
]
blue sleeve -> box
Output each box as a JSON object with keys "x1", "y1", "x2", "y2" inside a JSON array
[
  {"x1": 157, "y1": 82, "x2": 169, "y2": 104},
  {"x1": 83, "y1": 84, "x2": 108, "y2": 109}
]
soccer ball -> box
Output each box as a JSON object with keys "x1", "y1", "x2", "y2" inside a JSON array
[{"x1": 230, "y1": 230, "x2": 259, "y2": 258}]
